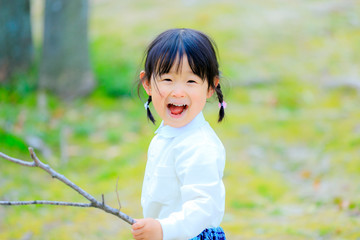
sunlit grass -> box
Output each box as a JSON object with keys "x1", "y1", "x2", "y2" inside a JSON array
[{"x1": 2, "y1": 82, "x2": 360, "y2": 238}]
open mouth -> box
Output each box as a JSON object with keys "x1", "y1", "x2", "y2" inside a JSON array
[{"x1": 167, "y1": 103, "x2": 188, "y2": 116}]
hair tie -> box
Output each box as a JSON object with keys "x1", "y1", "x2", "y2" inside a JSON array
[
  {"x1": 219, "y1": 101, "x2": 227, "y2": 109},
  {"x1": 144, "y1": 101, "x2": 150, "y2": 110}
]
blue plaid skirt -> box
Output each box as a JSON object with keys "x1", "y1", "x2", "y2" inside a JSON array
[{"x1": 189, "y1": 227, "x2": 226, "y2": 240}]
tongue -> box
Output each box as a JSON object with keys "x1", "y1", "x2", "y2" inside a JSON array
[{"x1": 169, "y1": 105, "x2": 185, "y2": 115}]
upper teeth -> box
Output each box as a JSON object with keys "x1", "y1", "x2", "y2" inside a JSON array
[{"x1": 172, "y1": 104, "x2": 186, "y2": 106}]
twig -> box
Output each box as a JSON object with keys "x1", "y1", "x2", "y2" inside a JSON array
[
  {"x1": 0, "y1": 147, "x2": 135, "y2": 225},
  {"x1": 116, "y1": 176, "x2": 122, "y2": 211},
  {"x1": 0, "y1": 200, "x2": 91, "y2": 207}
]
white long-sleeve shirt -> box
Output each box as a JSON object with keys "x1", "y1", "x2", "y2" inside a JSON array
[{"x1": 141, "y1": 112, "x2": 226, "y2": 240}]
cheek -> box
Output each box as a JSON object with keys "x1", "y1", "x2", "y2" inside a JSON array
[
  {"x1": 192, "y1": 91, "x2": 208, "y2": 107},
  {"x1": 151, "y1": 88, "x2": 167, "y2": 106},
  {"x1": 154, "y1": 85, "x2": 169, "y2": 99}
]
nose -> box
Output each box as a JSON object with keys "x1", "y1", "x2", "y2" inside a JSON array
[{"x1": 170, "y1": 84, "x2": 186, "y2": 98}]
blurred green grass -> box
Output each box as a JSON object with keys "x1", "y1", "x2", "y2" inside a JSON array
[{"x1": 1, "y1": 0, "x2": 360, "y2": 239}]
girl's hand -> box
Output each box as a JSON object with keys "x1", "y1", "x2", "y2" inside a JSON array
[{"x1": 131, "y1": 218, "x2": 163, "y2": 240}]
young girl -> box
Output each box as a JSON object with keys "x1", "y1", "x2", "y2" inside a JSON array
[{"x1": 131, "y1": 28, "x2": 226, "y2": 240}]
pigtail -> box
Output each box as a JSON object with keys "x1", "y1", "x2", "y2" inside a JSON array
[
  {"x1": 215, "y1": 83, "x2": 225, "y2": 122},
  {"x1": 145, "y1": 96, "x2": 156, "y2": 124}
]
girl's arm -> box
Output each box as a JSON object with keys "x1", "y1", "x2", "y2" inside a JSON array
[{"x1": 159, "y1": 141, "x2": 225, "y2": 239}]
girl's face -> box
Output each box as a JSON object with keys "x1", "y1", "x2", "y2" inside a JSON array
[{"x1": 142, "y1": 55, "x2": 218, "y2": 128}]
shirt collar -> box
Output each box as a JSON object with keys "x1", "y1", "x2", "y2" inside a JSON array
[{"x1": 155, "y1": 112, "x2": 207, "y2": 138}]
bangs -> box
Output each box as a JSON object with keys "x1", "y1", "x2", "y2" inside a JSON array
[{"x1": 144, "y1": 29, "x2": 218, "y2": 82}]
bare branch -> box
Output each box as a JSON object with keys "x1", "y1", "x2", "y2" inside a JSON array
[
  {"x1": 0, "y1": 200, "x2": 91, "y2": 207},
  {"x1": 0, "y1": 148, "x2": 135, "y2": 225},
  {"x1": 0, "y1": 151, "x2": 35, "y2": 167},
  {"x1": 116, "y1": 176, "x2": 121, "y2": 211}
]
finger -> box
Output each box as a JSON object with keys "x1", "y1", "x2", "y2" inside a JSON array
[
  {"x1": 131, "y1": 228, "x2": 144, "y2": 237},
  {"x1": 132, "y1": 230, "x2": 144, "y2": 240},
  {"x1": 134, "y1": 235, "x2": 145, "y2": 240},
  {"x1": 132, "y1": 219, "x2": 145, "y2": 230}
]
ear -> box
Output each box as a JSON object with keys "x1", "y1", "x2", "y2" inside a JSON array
[
  {"x1": 140, "y1": 71, "x2": 151, "y2": 96},
  {"x1": 207, "y1": 76, "x2": 219, "y2": 98}
]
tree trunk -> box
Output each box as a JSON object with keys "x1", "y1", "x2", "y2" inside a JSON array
[
  {"x1": 39, "y1": 0, "x2": 95, "y2": 99},
  {"x1": 0, "y1": 0, "x2": 33, "y2": 83}
]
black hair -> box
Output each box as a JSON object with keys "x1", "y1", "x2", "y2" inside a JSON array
[{"x1": 138, "y1": 28, "x2": 225, "y2": 124}]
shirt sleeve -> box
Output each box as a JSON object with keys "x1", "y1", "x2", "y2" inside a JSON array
[{"x1": 158, "y1": 141, "x2": 225, "y2": 240}]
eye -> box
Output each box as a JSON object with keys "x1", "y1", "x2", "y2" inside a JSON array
[
  {"x1": 187, "y1": 80, "x2": 197, "y2": 84},
  {"x1": 163, "y1": 78, "x2": 172, "y2": 82}
]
